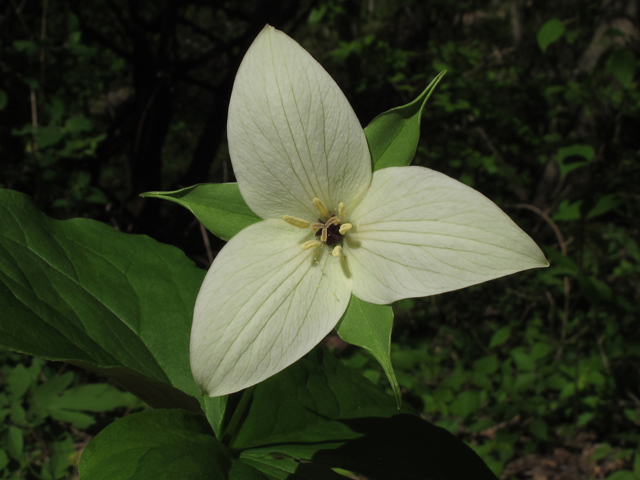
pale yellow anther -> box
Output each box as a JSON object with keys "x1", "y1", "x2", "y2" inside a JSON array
[
  {"x1": 283, "y1": 215, "x2": 310, "y2": 229},
  {"x1": 321, "y1": 228, "x2": 328, "y2": 243},
  {"x1": 301, "y1": 240, "x2": 322, "y2": 251},
  {"x1": 338, "y1": 202, "x2": 345, "y2": 219},
  {"x1": 325, "y1": 216, "x2": 340, "y2": 227},
  {"x1": 339, "y1": 223, "x2": 352, "y2": 235},
  {"x1": 332, "y1": 245, "x2": 342, "y2": 257},
  {"x1": 312, "y1": 197, "x2": 329, "y2": 219}
]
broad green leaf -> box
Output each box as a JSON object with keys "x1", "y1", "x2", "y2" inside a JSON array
[
  {"x1": 336, "y1": 296, "x2": 401, "y2": 407},
  {"x1": 6, "y1": 426, "x2": 23, "y2": 460},
  {"x1": 35, "y1": 126, "x2": 65, "y2": 149},
  {"x1": 0, "y1": 449, "x2": 8, "y2": 470},
  {"x1": 489, "y1": 327, "x2": 511, "y2": 348},
  {"x1": 142, "y1": 183, "x2": 260, "y2": 241},
  {"x1": 555, "y1": 144, "x2": 594, "y2": 178},
  {"x1": 0, "y1": 189, "x2": 204, "y2": 411},
  {"x1": 64, "y1": 115, "x2": 94, "y2": 133},
  {"x1": 79, "y1": 409, "x2": 232, "y2": 480},
  {"x1": 365, "y1": 71, "x2": 446, "y2": 171},
  {"x1": 232, "y1": 349, "x2": 498, "y2": 480},
  {"x1": 537, "y1": 18, "x2": 566, "y2": 52},
  {"x1": 607, "y1": 48, "x2": 636, "y2": 88},
  {"x1": 473, "y1": 355, "x2": 499, "y2": 375}
]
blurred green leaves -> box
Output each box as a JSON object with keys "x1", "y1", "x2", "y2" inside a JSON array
[{"x1": 537, "y1": 18, "x2": 566, "y2": 52}]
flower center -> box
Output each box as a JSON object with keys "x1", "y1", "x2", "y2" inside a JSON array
[{"x1": 282, "y1": 198, "x2": 352, "y2": 258}]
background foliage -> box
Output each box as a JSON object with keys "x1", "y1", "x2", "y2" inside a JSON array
[{"x1": 1, "y1": 0, "x2": 639, "y2": 478}]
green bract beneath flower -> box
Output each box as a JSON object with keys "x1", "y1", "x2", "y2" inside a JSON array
[{"x1": 190, "y1": 25, "x2": 549, "y2": 398}]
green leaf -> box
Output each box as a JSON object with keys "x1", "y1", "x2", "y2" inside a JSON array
[
  {"x1": 336, "y1": 296, "x2": 401, "y2": 406},
  {"x1": 489, "y1": 327, "x2": 511, "y2": 348},
  {"x1": 232, "y1": 349, "x2": 498, "y2": 480},
  {"x1": 529, "y1": 418, "x2": 550, "y2": 440},
  {"x1": 0, "y1": 189, "x2": 204, "y2": 411},
  {"x1": 365, "y1": 71, "x2": 446, "y2": 171},
  {"x1": 473, "y1": 355, "x2": 498, "y2": 375},
  {"x1": 555, "y1": 144, "x2": 594, "y2": 178},
  {"x1": 553, "y1": 199, "x2": 583, "y2": 221},
  {"x1": 450, "y1": 390, "x2": 481, "y2": 419},
  {"x1": 141, "y1": 183, "x2": 260, "y2": 241},
  {"x1": 537, "y1": 18, "x2": 566, "y2": 52},
  {"x1": 64, "y1": 115, "x2": 94, "y2": 133},
  {"x1": 6, "y1": 426, "x2": 23, "y2": 460},
  {"x1": 49, "y1": 409, "x2": 96, "y2": 428},
  {"x1": 79, "y1": 409, "x2": 232, "y2": 480},
  {"x1": 587, "y1": 194, "x2": 620, "y2": 219},
  {"x1": 49, "y1": 383, "x2": 136, "y2": 412},
  {"x1": 13, "y1": 40, "x2": 39, "y2": 56},
  {"x1": 5, "y1": 361, "x2": 42, "y2": 400},
  {"x1": 204, "y1": 395, "x2": 228, "y2": 440},
  {"x1": 0, "y1": 448, "x2": 8, "y2": 470},
  {"x1": 241, "y1": 454, "x2": 353, "y2": 479},
  {"x1": 35, "y1": 126, "x2": 65, "y2": 149},
  {"x1": 607, "y1": 49, "x2": 636, "y2": 88},
  {"x1": 0, "y1": 90, "x2": 7, "y2": 111},
  {"x1": 40, "y1": 435, "x2": 75, "y2": 480}
]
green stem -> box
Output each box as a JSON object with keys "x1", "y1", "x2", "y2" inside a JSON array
[{"x1": 221, "y1": 386, "x2": 255, "y2": 445}]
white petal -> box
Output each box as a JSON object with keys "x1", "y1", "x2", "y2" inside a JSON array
[
  {"x1": 227, "y1": 25, "x2": 371, "y2": 221},
  {"x1": 344, "y1": 167, "x2": 548, "y2": 304},
  {"x1": 190, "y1": 220, "x2": 352, "y2": 396}
]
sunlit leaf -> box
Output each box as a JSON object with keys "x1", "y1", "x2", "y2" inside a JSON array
[
  {"x1": 365, "y1": 71, "x2": 446, "y2": 171},
  {"x1": 0, "y1": 189, "x2": 203, "y2": 411},
  {"x1": 141, "y1": 183, "x2": 260, "y2": 241},
  {"x1": 336, "y1": 296, "x2": 401, "y2": 406},
  {"x1": 79, "y1": 410, "x2": 235, "y2": 480}
]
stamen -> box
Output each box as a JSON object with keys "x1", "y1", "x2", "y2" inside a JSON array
[
  {"x1": 311, "y1": 222, "x2": 325, "y2": 230},
  {"x1": 332, "y1": 245, "x2": 342, "y2": 257},
  {"x1": 312, "y1": 197, "x2": 329, "y2": 219},
  {"x1": 283, "y1": 215, "x2": 310, "y2": 229},
  {"x1": 339, "y1": 223, "x2": 352, "y2": 235},
  {"x1": 325, "y1": 216, "x2": 340, "y2": 226},
  {"x1": 338, "y1": 202, "x2": 345, "y2": 219},
  {"x1": 301, "y1": 240, "x2": 322, "y2": 250},
  {"x1": 321, "y1": 228, "x2": 328, "y2": 243}
]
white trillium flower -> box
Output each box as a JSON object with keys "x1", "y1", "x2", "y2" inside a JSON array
[{"x1": 190, "y1": 25, "x2": 548, "y2": 397}]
